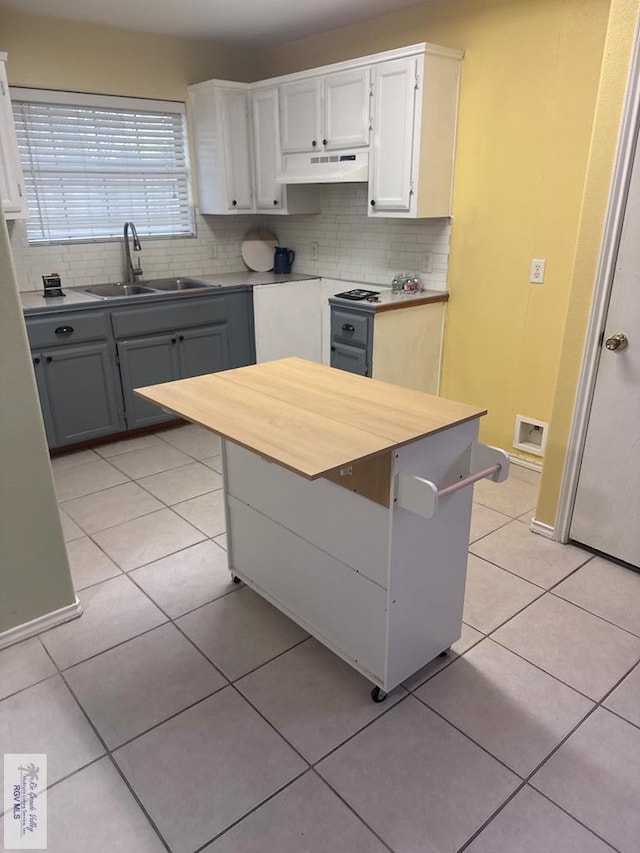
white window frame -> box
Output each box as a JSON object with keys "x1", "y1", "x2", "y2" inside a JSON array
[{"x1": 11, "y1": 88, "x2": 195, "y2": 245}]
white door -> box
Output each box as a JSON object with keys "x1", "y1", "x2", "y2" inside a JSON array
[
  {"x1": 570, "y1": 131, "x2": 640, "y2": 567},
  {"x1": 279, "y1": 79, "x2": 322, "y2": 154},
  {"x1": 369, "y1": 57, "x2": 417, "y2": 215},
  {"x1": 323, "y1": 69, "x2": 370, "y2": 150},
  {"x1": 0, "y1": 61, "x2": 27, "y2": 218},
  {"x1": 253, "y1": 281, "x2": 322, "y2": 363},
  {"x1": 251, "y1": 88, "x2": 284, "y2": 212},
  {"x1": 220, "y1": 89, "x2": 253, "y2": 211}
]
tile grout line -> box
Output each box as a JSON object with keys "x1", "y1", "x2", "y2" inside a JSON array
[
  {"x1": 309, "y1": 768, "x2": 396, "y2": 853},
  {"x1": 31, "y1": 462, "x2": 638, "y2": 851},
  {"x1": 34, "y1": 638, "x2": 174, "y2": 853},
  {"x1": 547, "y1": 588, "x2": 640, "y2": 640},
  {"x1": 467, "y1": 546, "x2": 594, "y2": 595},
  {"x1": 453, "y1": 632, "x2": 640, "y2": 852}
]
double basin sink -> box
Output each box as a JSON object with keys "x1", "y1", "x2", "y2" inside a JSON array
[{"x1": 79, "y1": 278, "x2": 221, "y2": 299}]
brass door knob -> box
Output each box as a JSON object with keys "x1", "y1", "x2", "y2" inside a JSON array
[{"x1": 605, "y1": 332, "x2": 629, "y2": 351}]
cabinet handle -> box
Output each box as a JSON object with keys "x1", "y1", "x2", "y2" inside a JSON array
[
  {"x1": 54, "y1": 325, "x2": 74, "y2": 336},
  {"x1": 342, "y1": 323, "x2": 355, "y2": 332},
  {"x1": 178, "y1": 335, "x2": 184, "y2": 342},
  {"x1": 273, "y1": 199, "x2": 278, "y2": 205},
  {"x1": 171, "y1": 338, "x2": 177, "y2": 344},
  {"x1": 33, "y1": 357, "x2": 40, "y2": 365},
  {"x1": 232, "y1": 200, "x2": 237, "y2": 206},
  {"x1": 322, "y1": 138, "x2": 327, "y2": 146},
  {"x1": 370, "y1": 200, "x2": 376, "y2": 207},
  {"x1": 331, "y1": 346, "x2": 336, "y2": 352},
  {"x1": 312, "y1": 140, "x2": 317, "y2": 147},
  {"x1": 46, "y1": 356, "x2": 53, "y2": 363}
]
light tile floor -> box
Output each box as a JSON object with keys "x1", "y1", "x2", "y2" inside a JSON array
[{"x1": 2, "y1": 430, "x2": 640, "y2": 852}]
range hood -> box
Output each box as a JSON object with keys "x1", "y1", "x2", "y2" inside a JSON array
[{"x1": 276, "y1": 151, "x2": 369, "y2": 184}]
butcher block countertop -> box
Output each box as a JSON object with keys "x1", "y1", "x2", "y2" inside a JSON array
[{"x1": 135, "y1": 357, "x2": 486, "y2": 479}]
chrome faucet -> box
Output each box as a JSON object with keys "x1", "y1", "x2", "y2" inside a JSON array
[{"x1": 124, "y1": 221, "x2": 143, "y2": 282}]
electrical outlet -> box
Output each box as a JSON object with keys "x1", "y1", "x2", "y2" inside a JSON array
[
  {"x1": 421, "y1": 252, "x2": 433, "y2": 273},
  {"x1": 311, "y1": 241, "x2": 319, "y2": 261},
  {"x1": 530, "y1": 258, "x2": 546, "y2": 284},
  {"x1": 211, "y1": 243, "x2": 218, "y2": 260}
]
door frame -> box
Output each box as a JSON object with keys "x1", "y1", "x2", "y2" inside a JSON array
[{"x1": 555, "y1": 18, "x2": 640, "y2": 543}]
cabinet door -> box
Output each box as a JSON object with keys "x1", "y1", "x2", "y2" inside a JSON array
[
  {"x1": 252, "y1": 88, "x2": 284, "y2": 212},
  {"x1": 31, "y1": 354, "x2": 56, "y2": 447},
  {"x1": 330, "y1": 342, "x2": 369, "y2": 376},
  {"x1": 323, "y1": 69, "x2": 370, "y2": 150},
  {"x1": 369, "y1": 57, "x2": 417, "y2": 214},
  {"x1": 40, "y1": 343, "x2": 122, "y2": 447},
  {"x1": 279, "y1": 78, "x2": 322, "y2": 154},
  {"x1": 220, "y1": 88, "x2": 253, "y2": 211},
  {"x1": 0, "y1": 61, "x2": 27, "y2": 219},
  {"x1": 177, "y1": 324, "x2": 229, "y2": 379},
  {"x1": 117, "y1": 334, "x2": 180, "y2": 429}
]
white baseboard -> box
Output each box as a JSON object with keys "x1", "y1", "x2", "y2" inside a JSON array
[
  {"x1": 509, "y1": 454, "x2": 543, "y2": 473},
  {"x1": 529, "y1": 518, "x2": 555, "y2": 539},
  {"x1": 0, "y1": 598, "x2": 83, "y2": 651}
]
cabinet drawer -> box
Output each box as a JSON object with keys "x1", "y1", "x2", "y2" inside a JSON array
[
  {"x1": 26, "y1": 312, "x2": 109, "y2": 349},
  {"x1": 111, "y1": 296, "x2": 227, "y2": 338},
  {"x1": 331, "y1": 309, "x2": 370, "y2": 347}
]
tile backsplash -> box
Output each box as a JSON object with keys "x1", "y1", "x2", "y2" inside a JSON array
[
  {"x1": 9, "y1": 184, "x2": 450, "y2": 293},
  {"x1": 262, "y1": 184, "x2": 451, "y2": 289}
]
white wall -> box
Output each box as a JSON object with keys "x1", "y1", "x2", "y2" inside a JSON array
[{"x1": 9, "y1": 185, "x2": 450, "y2": 292}]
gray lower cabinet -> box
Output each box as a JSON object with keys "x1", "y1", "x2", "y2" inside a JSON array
[
  {"x1": 177, "y1": 324, "x2": 229, "y2": 379},
  {"x1": 26, "y1": 289, "x2": 255, "y2": 448},
  {"x1": 117, "y1": 323, "x2": 230, "y2": 429},
  {"x1": 32, "y1": 342, "x2": 122, "y2": 446},
  {"x1": 329, "y1": 305, "x2": 372, "y2": 377},
  {"x1": 330, "y1": 341, "x2": 369, "y2": 376},
  {"x1": 117, "y1": 333, "x2": 180, "y2": 429}
]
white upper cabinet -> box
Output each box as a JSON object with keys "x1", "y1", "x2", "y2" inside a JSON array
[
  {"x1": 252, "y1": 87, "x2": 319, "y2": 215},
  {"x1": 189, "y1": 80, "x2": 253, "y2": 215},
  {"x1": 252, "y1": 88, "x2": 284, "y2": 210},
  {"x1": 369, "y1": 48, "x2": 463, "y2": 219},
  {"x1": 280, "y1": 69, "x2": 370, "y2": 154},
  {"x1": 0, "y1": 54, "x2": 27, "y2": 219},
  {"x1": 369, "y1": 57, "x2": 417, "y2": 214},
  {"x1": 220, "y1": 88, "x2": 253, "y2": 211},
  {"x1": 189, "y1": 43, "x2": 462, "y2": 220},
  {"x1": 322, "y1": 69, "x2": 370, "y2": 150},
  {"x1": 279, "y1": 79, "x2": 322, "y2": 154}
]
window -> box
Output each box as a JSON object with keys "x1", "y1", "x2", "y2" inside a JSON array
[{"x1": 11, "y1": 89, "x2": 194, "y2": 243}]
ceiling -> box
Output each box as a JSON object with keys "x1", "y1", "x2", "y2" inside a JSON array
[{"x1": 0, "y1": 0, "x2": 430, "y2": 46}]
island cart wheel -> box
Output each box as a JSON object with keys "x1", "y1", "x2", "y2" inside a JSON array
[
  {"x1": 438, "y1": 647, "x2": 451, "y2": 658},
  {"x1": 231, "y1": 575, "x2": 242, "y2": 584},
  {"x1": 371, "y1": 686, "x2": 387, "y2": 703}
]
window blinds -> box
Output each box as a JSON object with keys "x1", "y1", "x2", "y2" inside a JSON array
[{"x1": 11, "y1": 90, "x2": 194, "y2": 243}]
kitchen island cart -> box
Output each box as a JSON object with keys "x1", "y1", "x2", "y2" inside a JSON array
[{"x1": 136, "y1": 357, "x2": 508, "y2": 700}]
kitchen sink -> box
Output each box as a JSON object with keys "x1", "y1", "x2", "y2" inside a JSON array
[
  {"x1": 79, "y1": 277, "x2": 219, "y2": 299},
  {"x1": 81, "y1": 282, "x2": 158, "y2": 298},
  {"x1": 143, "y1": 277, "x2": 218, "y2": 291}
]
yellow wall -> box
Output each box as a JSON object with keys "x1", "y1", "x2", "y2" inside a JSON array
[
  {"x1": 0, "y1": 7, "x2": 257, "y2": 98},
  {"x1": 259, "y1": 0, "x2": 610, "y2": 473},
  {"x1": 537, "y1": 0, "x2": 640, "y2": 525}
]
